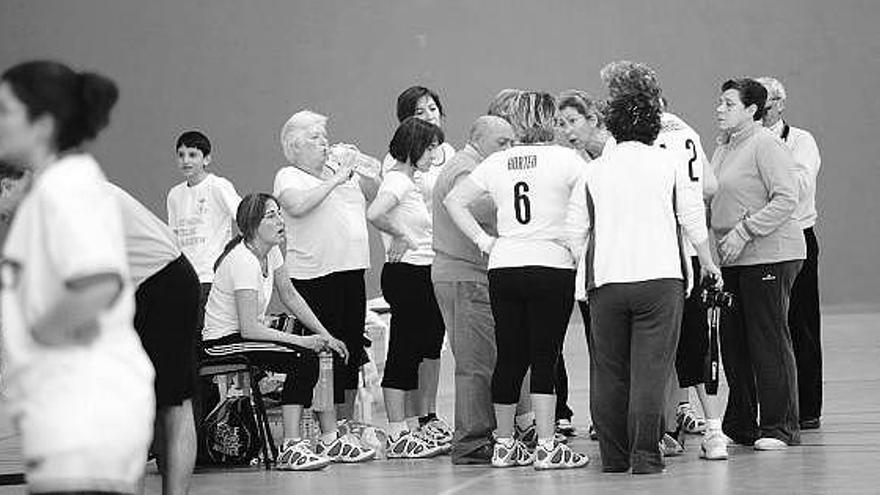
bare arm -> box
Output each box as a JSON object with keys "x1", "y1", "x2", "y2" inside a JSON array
[
  {"x1": 234, "y1": 288, "x2": 328, "y2": 352},
  {"x1": 277, "y1": 165, "x2": 353, "y2": 218}
]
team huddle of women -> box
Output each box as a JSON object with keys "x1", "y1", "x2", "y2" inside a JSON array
[{"x1": 0, "y1": 58, "x2": 814, "y2": 493}]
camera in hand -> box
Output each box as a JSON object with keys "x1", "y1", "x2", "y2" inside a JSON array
[
  {"x1": 701, "y1": 283, "x2": 734, "y2": 308},
  {"x1": 266, "y1": 313, "x2": 308, "y2": 335}
]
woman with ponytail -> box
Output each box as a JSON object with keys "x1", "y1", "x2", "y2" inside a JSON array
[
  {"x1": 0, "y1": 60, "x2": 154, "y2": 494},
  {"x1": 202, "y1": 193, "x2": 376, "y2": 471}
]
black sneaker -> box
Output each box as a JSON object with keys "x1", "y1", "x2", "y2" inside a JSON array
[
  {"x1": 800, "y1": 417, "x2": 821, "y2": 430},
  {"x1": 453, "y1": 443, "x2": 494, "y2": 465}
]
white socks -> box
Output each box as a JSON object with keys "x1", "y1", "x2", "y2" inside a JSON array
[
  {"x1": 387, "y1": 421, "x2": 409, "y2": 439},
  {"x1": 515, "y1": 412, "x2": 535, "y2": 430},
  {"x1": 705, "y1": 418, "x2": 722, "y2": 433}
]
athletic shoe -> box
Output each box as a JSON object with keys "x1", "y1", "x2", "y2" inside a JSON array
[
  {"x1": 588, "y1": 424, "x2": 599, "y2": 441},
  {"x1": 676, "y1": 403, "x2": 706, "y2": 434},
  {"x1": 422, "y1": 417, "x2": 454, "y2": 444},
  {"x1": 533, "y1": 440, "x2": 589, "y2": 470},
  {"x1": 700, "y1": 431, "x2": 729, "y2": 460},
  {"x1": 754, "y1": 437, "x2": 788, "y2": 451},
  {"x1": 386, "y1": 430, "x2": 445, "y2": 459},
  {"x1": 416, "y1": 428, "x2": 453, "y2": 454},
  {"x1": 276, "y1": 439, "x2": 331, "y2": 471},
  {"x1": 491, "y1": 439, "x2": 534, "y2": 468},
  {"x1": 800, "y1": 417, "x2": 821, "y2": 430},
  {"x1": 514, "y1": 422, "x2": 538, "y2": 449},
  {"x1": 314, "y1": 432, "x2": 376, "y2": 463},
  {"x1": 556, "y1": 419, "x2": 577, "y2": 437},
  {"x1": 659, "y1": 433, "x2": 684, "y2": 457}
]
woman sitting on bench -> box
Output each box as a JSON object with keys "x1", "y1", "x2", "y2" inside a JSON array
[{"x1": 202, "y1": 192, "x2": 376, "y2": 470}]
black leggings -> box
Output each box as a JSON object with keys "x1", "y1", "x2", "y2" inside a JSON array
[
  {"x1": 292, "y1": 269, "x2": 367, "y2": 403},
  {"x1": 489, "y1": 267, "x2": 575, "y2": 404},
  {"x1": 203, "y1": 334, "x2": 319, "y2": 407},
  {"x1": 380, "y1": 262, "x2": 446, "y2": 391}
]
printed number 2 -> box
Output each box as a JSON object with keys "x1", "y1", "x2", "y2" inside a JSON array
[
  {"x1": 685, "y1": 139, "x2": 699, "y2": 182},
  {"x1": 513, "y1": 181, "x2": 531, "y2": 224}
]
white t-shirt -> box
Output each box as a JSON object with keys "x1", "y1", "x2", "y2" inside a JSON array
[
  {"x1": 273, "y1": 165, "x2": 369, "y2": 279},
  {"x1": 377, "y1": 170, "x2": 434, "y2": 265},
  {"x1": 568, "y1": 141, "x2": 707, "y2": 289},
  {"x1": 469, "y1": 144, "x2": 585, "y2": 270},
  {"x1": 202, "y1": 243, "x2": 285, "y2": 341},
  {"x1": 166, "y1": 173, "x2": 241, "y2": 283},
  {"x1": 382, "y1": 141, "x2": 456, "y2": 215},
  {"x1": 655, "y1": 113, "x2": 709, "y2": 257},
  {"x1": 0, "y1": 154, "x2": 154, "y2": 459},
  {"x1": 769, "y1": 120, "x2": 821, "y2": 229},
  {"x1": 105, "y1": 182, "x2": 181, "y2": 288}
]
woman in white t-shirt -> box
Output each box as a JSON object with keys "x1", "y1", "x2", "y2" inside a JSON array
[
  {"x1": 275, "y1": 109, "x2": 380, "y2": 424},
  {"x1": 0, "y1": 60, "x2": 154, "y2": 494},
  {"x1": 367, "y1": 117, "x2": 449, "y2": 458},
  {"x1": 382, "y1": 86, "x2": 456, "y2": 216},
  {"x1": 202, "y1": 193, "x2": 375, "y2": 470},
  {"x1": 444, "y1": 91, "x2": 589, "y2": 470}
]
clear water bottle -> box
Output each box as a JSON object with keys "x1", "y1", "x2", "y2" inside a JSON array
[
  {"x1": 312, "y1": 350, "x2": 335, "y2": 412},
  {"x1": 299, "y1": 408, "x2": 318, "y2": 443},
  {"x1": 328, "y1": 143, "x2": 380, "y2": 180}
]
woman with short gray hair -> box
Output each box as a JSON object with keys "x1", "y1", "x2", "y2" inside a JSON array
[{"x1": 274, "y1": 109, "x2": 379, "y2": 425}]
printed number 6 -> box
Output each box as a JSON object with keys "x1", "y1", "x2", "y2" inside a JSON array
[{"x1": 513, "y1": 181, "x2": 531, "y2": 224}]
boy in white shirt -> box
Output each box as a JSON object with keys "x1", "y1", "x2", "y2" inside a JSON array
[{"x1": 166, "y1": 130, "x2": 241, "y2": 325}]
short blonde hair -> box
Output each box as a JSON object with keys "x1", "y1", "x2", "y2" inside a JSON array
[
  {"x1": 280, "y1": 110, "x2": 327, "y2": 162},
  {"x1": 487, "y1": 88, "x2": 523, "y2": 123},
  {"x1": 756, "y1": 76, "x2": 787, "y2": 101}
]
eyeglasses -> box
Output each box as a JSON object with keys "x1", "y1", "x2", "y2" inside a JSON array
[{"x1": 262, "y1": 209, "x2": 283, "y2": 220}]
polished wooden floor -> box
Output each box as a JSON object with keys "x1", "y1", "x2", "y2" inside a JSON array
[{"x1": 1, "y1": 309, "x2": 878, "y2": 494}]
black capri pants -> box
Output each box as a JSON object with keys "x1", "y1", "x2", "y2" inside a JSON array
[
  {"x1": 489, "y1": 266, "x2": 575, "y2": 404},
  {"x1": 292, "y1": 269, "x2": 368, "y2": 404},
  {"x1": 380, "y1": 262, "x2": 446, "y2": 391},
  {"x1": 203, "y1": 334, "x2": 319, "y2": 407}
]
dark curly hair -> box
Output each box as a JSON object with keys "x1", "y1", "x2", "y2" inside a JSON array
[
  {"x1": 600, "y1": 60, "x2": 662, "y2": 103},
  {"x1": 605, "y1": 92, "x2": 662, "y2": 145}
]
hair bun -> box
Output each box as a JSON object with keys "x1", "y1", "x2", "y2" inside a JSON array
[{"x1": 77, "y1": 71, "x2": 119, "y2": 141}]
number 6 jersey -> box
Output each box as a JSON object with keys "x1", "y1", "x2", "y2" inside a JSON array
[{"x1": 469, "y1": 144, "x2": 586, "y2": 270}]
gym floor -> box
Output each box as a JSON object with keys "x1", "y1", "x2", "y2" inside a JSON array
[{"x1": 1, "y1": 309, "x2": 878, "y2": 494}]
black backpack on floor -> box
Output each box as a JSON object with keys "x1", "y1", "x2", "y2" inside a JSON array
[{"x1": 197, "y1": 395, "x2": 262, "y2": 466}]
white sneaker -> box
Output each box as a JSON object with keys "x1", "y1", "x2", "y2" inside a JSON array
[
  {"x1": 700, "y1": 431, "x2": 729, "y2": 460},
  {"x1": 491, "y1": 439, "x2": 534, "y2": 468},
  {"x1": 754, "y1": 437, "x2": 788, "y2": 451},
  {"x1": 276, "y1": 439, "x2": 332, "y2": 471},
  {"x1": 533, "y1": 440, "x2": 589, "y2": 470}
]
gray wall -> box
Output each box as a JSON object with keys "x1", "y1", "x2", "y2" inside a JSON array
[{"x1": 2, "y1": 0, "x2": 878, "y2": 306}]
